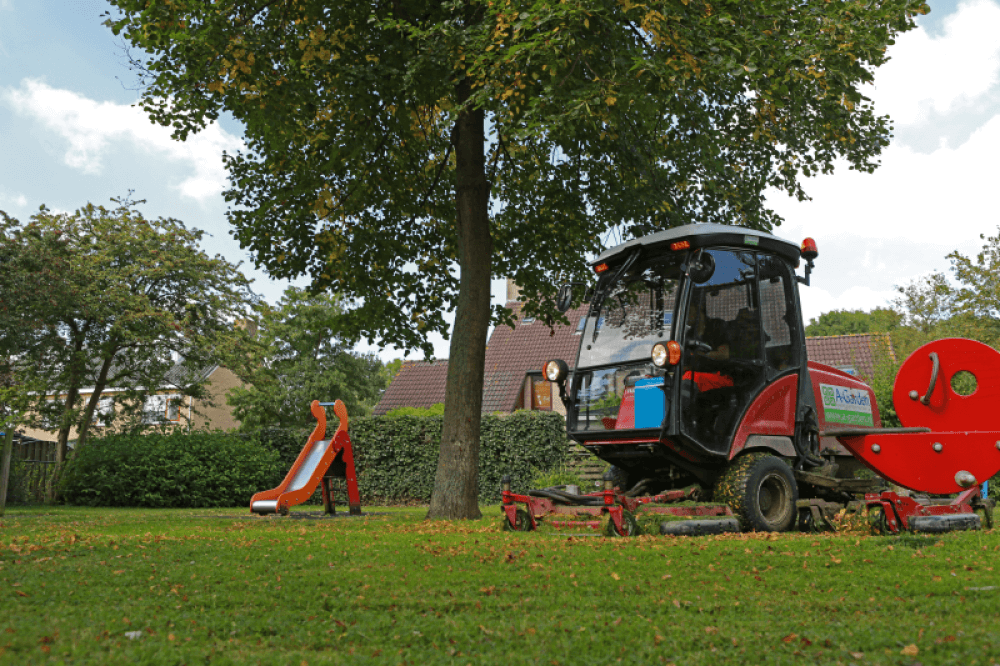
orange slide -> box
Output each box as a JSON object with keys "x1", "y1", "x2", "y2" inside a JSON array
[{"x1": 250, "y1": 400, "x2": 361, "y2": 516}]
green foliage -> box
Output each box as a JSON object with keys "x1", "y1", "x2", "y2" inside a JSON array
[
  {"x1": 383, "y1": 403, "x2": 445, "y2": 418},
  {"x1": 0, "y1": 199, "x2": 257, "y2": 463},
  {"x1": 805, "y1": 308, "x2": 902, "y2": 337},
  {"x1": 60, "y1": 432, "x2": 281, "y2": 508},
  {"x1": 351, "y1": 412, "x2": 569, "y2": 503},
  {"x1": 104, "y1": 0, "x2": 929, "y2": 353},
  {"x1": 226, "y1": 287, "x2": 387, "y2": 430},
  {"x1": 949, "y1": 226, "x2": 1000, "y2": 324},
  {"x1": 869, "y1": 353, "x2": 901, "y2": 428},
  {"x1": 531, "y1": 464, "x2": 585, "y2": 490}
]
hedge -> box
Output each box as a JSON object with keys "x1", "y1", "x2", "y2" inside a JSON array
[
  {"x1": 349, "y1": 411, "x2": 570, "y2": 503},
  {"x1": 59, "y1": 412, "x2": 572, "y2": 507},
  {"x1": 61, "y1": 431, "x2": 282, "y2": 508}
]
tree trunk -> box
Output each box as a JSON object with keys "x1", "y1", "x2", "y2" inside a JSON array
[
  {"x1": 77, "y1": 354, "x2": 114, "y2": 449},
  {"x1": 47, "y1": 385, "x2": 79, "y2": 504},
  {"x1": 426, "y1": 79, "x2": 491, "y2": 520},
  {"x1": 46, "y1": 336, "x2": 86, "y2": 504}
]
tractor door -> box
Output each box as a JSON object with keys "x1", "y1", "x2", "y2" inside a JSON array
[{"x1": 678, "y1": 249, "x2": 767, "y2": 454}]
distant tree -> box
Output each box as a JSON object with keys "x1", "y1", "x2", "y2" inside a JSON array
[
  {"x1": 805, "y1": 308, "x2": 902, "y2": 337},
  {"x1": 226, "y1": 287, "x2": 387, "y2": 430},
  {"x1": 949, "y1": 227, "x2": 1000, "y2": 323},
  {"x1": 0, "y1": 200, "x2": 256, "y2": 501},
  {"x1": 106, "y1": 0, "x2": 928, "y2": 519},
  {"x1": 384, "y1": 359, "x2": 405, "y2": 384}
]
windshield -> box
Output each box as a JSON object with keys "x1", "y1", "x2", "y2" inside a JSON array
[{"x1": 577, "y1": 255, "x2": 682, "y2": 368}]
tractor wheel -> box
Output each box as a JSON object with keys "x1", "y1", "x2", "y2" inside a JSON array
[
  {"x1": 503, "y1": 509, "x2": 534, "y2": 532},
  {"x1": 604, "y1": 510, "x2": 641, "y2": 538},
  {"x1": 714, "y1": 452, "x2": 798, "y2": 532}
]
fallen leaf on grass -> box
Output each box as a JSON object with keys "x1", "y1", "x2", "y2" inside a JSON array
[
  {"x1": 901, "y1": 644, "x2": 919, "y2": 656},
  {"x1": 782, "y1": 634, "x2": 798, "y2": 643},
  {"x1": 705, "y1": 627, "x2": 719, "y2": 635},
  {"x1": 611, "y1": 572, "x2": 620, "y2": 581},
  {"x1": 849, "y1": 651, "x2": 864, "y2": 659},
  {"x1": 15, "y1": 591, "x2": 28, "y2": 597}
]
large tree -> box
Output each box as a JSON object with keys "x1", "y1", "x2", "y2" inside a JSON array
[
  {"x1": 226, "y1": 286, "x2": 387, "y2": 430},
  {"x1": 106, "y1": 0, "x2": 926, "y2": 518},
  {"x1": 0, "y1": 200, "x2": 256, "y2": 500}
]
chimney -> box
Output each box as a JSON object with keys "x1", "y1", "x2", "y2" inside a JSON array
[{"x1": 506, "y1": 278, "x2": 522, "y2": 303}]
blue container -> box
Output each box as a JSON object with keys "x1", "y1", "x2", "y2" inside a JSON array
[{"x1": 634, "y1": 377, "x2": 665, "y2": 429}]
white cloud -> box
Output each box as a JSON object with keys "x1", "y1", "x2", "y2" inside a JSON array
[
  {"x1": 869, "y1": 0, "x2": 1000, "y2": 126},
  {"x1": 1, "y1": 78, "x2": 244, "y2": 202},
  {"x1": 0, "y1": 189, "x2": 27, "y2": 208}
]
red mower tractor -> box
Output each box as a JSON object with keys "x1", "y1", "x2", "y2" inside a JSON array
[{"x1": 502, "y1": 224, "x2": 997, "y2": 535}]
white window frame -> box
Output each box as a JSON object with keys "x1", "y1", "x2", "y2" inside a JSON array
[{"x1": 143, "y1": 394, "x2": 182, "y2": 424}]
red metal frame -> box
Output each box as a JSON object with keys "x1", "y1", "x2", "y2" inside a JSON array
[
  {"x1": 500, "y1": 484, "x2": 731, "y2": 534},
  {"x1": 864, "y1": 489, "x2": 979, "y2": 534}
]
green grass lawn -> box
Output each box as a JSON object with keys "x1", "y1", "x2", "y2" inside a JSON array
[{"x1": 2, "y1": 505, "x2": 999, "y2": 666}]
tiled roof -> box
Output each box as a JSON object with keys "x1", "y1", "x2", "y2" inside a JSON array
[
  {"x1": 481, "y1": 302, "x2": 588, "y2": 412},
  {"x1": 372, "y1": 302, "x2": 588, "y2": 415},
  {"x1": 805, "y1": 333, "x2": 895, "y2": 381},
  {"x1": 372, "y1": 360, "x2": 449, "y2": 416}
]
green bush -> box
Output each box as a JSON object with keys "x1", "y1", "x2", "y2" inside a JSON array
[
  {"x1": 61, "y1": 431, "x2": 282, "y2": 508},
  {"x1": 350, "y1": 411, "x2": 571, "y2": 503}
]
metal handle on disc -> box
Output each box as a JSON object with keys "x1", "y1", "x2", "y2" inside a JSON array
[{"x1": 920, "y1": 352, "x2": 940, "y2": 406}]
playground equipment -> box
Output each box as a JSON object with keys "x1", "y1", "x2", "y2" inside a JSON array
[
  {"x1": 502, "y1": 224, "x2": 997, "y2": 535},
  {"x1": 251, "y1": 400, "x2": 361, "y2": 516}
]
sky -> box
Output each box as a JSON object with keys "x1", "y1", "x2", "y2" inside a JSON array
[{"x1": 1, "y1": 0, "x2": 998, "y2": 362}]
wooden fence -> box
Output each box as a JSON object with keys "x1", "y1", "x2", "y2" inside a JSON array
[{"x1": 5, "y1": 434, "x2": 58, "y2": 504}]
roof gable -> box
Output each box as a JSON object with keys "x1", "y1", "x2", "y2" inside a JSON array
[{"x1": 481, "y1": 301, "x2": 588, "y2": 412}]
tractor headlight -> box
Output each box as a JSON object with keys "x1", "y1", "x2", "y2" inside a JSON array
[
  {"x1": 543, "y1": 359, "x2": 569, "y2": 383},
  {"x1": 651, "y1": 341, "x2": 681, "y2": 367}
]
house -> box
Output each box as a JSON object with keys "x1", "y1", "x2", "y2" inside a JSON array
[
  {"x1": 373, "y1": 281, "x2": 588, "y2": 416},
  {"x1": 804, "y1": 333, "x2": 896, "y2": 382},
  {"x1": 18, "y1": 362, "x2": 243, "y2": 441}
]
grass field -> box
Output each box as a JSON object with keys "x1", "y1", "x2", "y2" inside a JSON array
[{"x1": 2, "y1": 505, "x2": 999, "y2": 666}]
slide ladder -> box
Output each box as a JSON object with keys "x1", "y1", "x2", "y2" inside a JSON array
[{"x1": 250, "y1": 400, "x2": 361, "y2": 516}]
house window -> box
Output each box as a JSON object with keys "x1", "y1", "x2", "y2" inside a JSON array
[
  {"x1": 92, "y1": 396, "x2": 114, "y2": 427},
  {"x1": 143, "y1": 394, "x2": 182, "y2": 424},
  {"x1": 521, "y1": 316, "x2": 535, "y2": 325}
]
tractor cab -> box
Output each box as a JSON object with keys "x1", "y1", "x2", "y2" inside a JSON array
[{"x1": 546, "y1": 224, "x2": 817, "y2": 488}]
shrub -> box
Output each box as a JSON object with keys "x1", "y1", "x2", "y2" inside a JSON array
[
  {"x1": 61, "y1": 431, "x2": 282, "y2": 508},
  {"x1": 350, "y1": 411, "x2": 571, "y2": 504}
]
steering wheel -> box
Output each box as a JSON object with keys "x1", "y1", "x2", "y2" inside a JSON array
[{"x1": 686, "y1": 340, "x2": 712, "y2": 354}]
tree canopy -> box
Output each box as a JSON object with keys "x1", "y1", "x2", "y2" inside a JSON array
[
  {"x1": 805, "y1": 308, "x2": 902, "y2": 337},
  {"x1": 106, "y1": 0, "x2": 928, "y2": 518},
  {"x1": 0, "y1": 200, "x2": 257, "y2": 500},
  {"x1": 225, "y1": 287, "x2": 387, "y2": 430}
]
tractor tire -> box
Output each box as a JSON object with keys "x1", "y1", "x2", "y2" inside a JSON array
[{"x1": 714, "y1": 452, "x2": 798, "y2": 532}]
